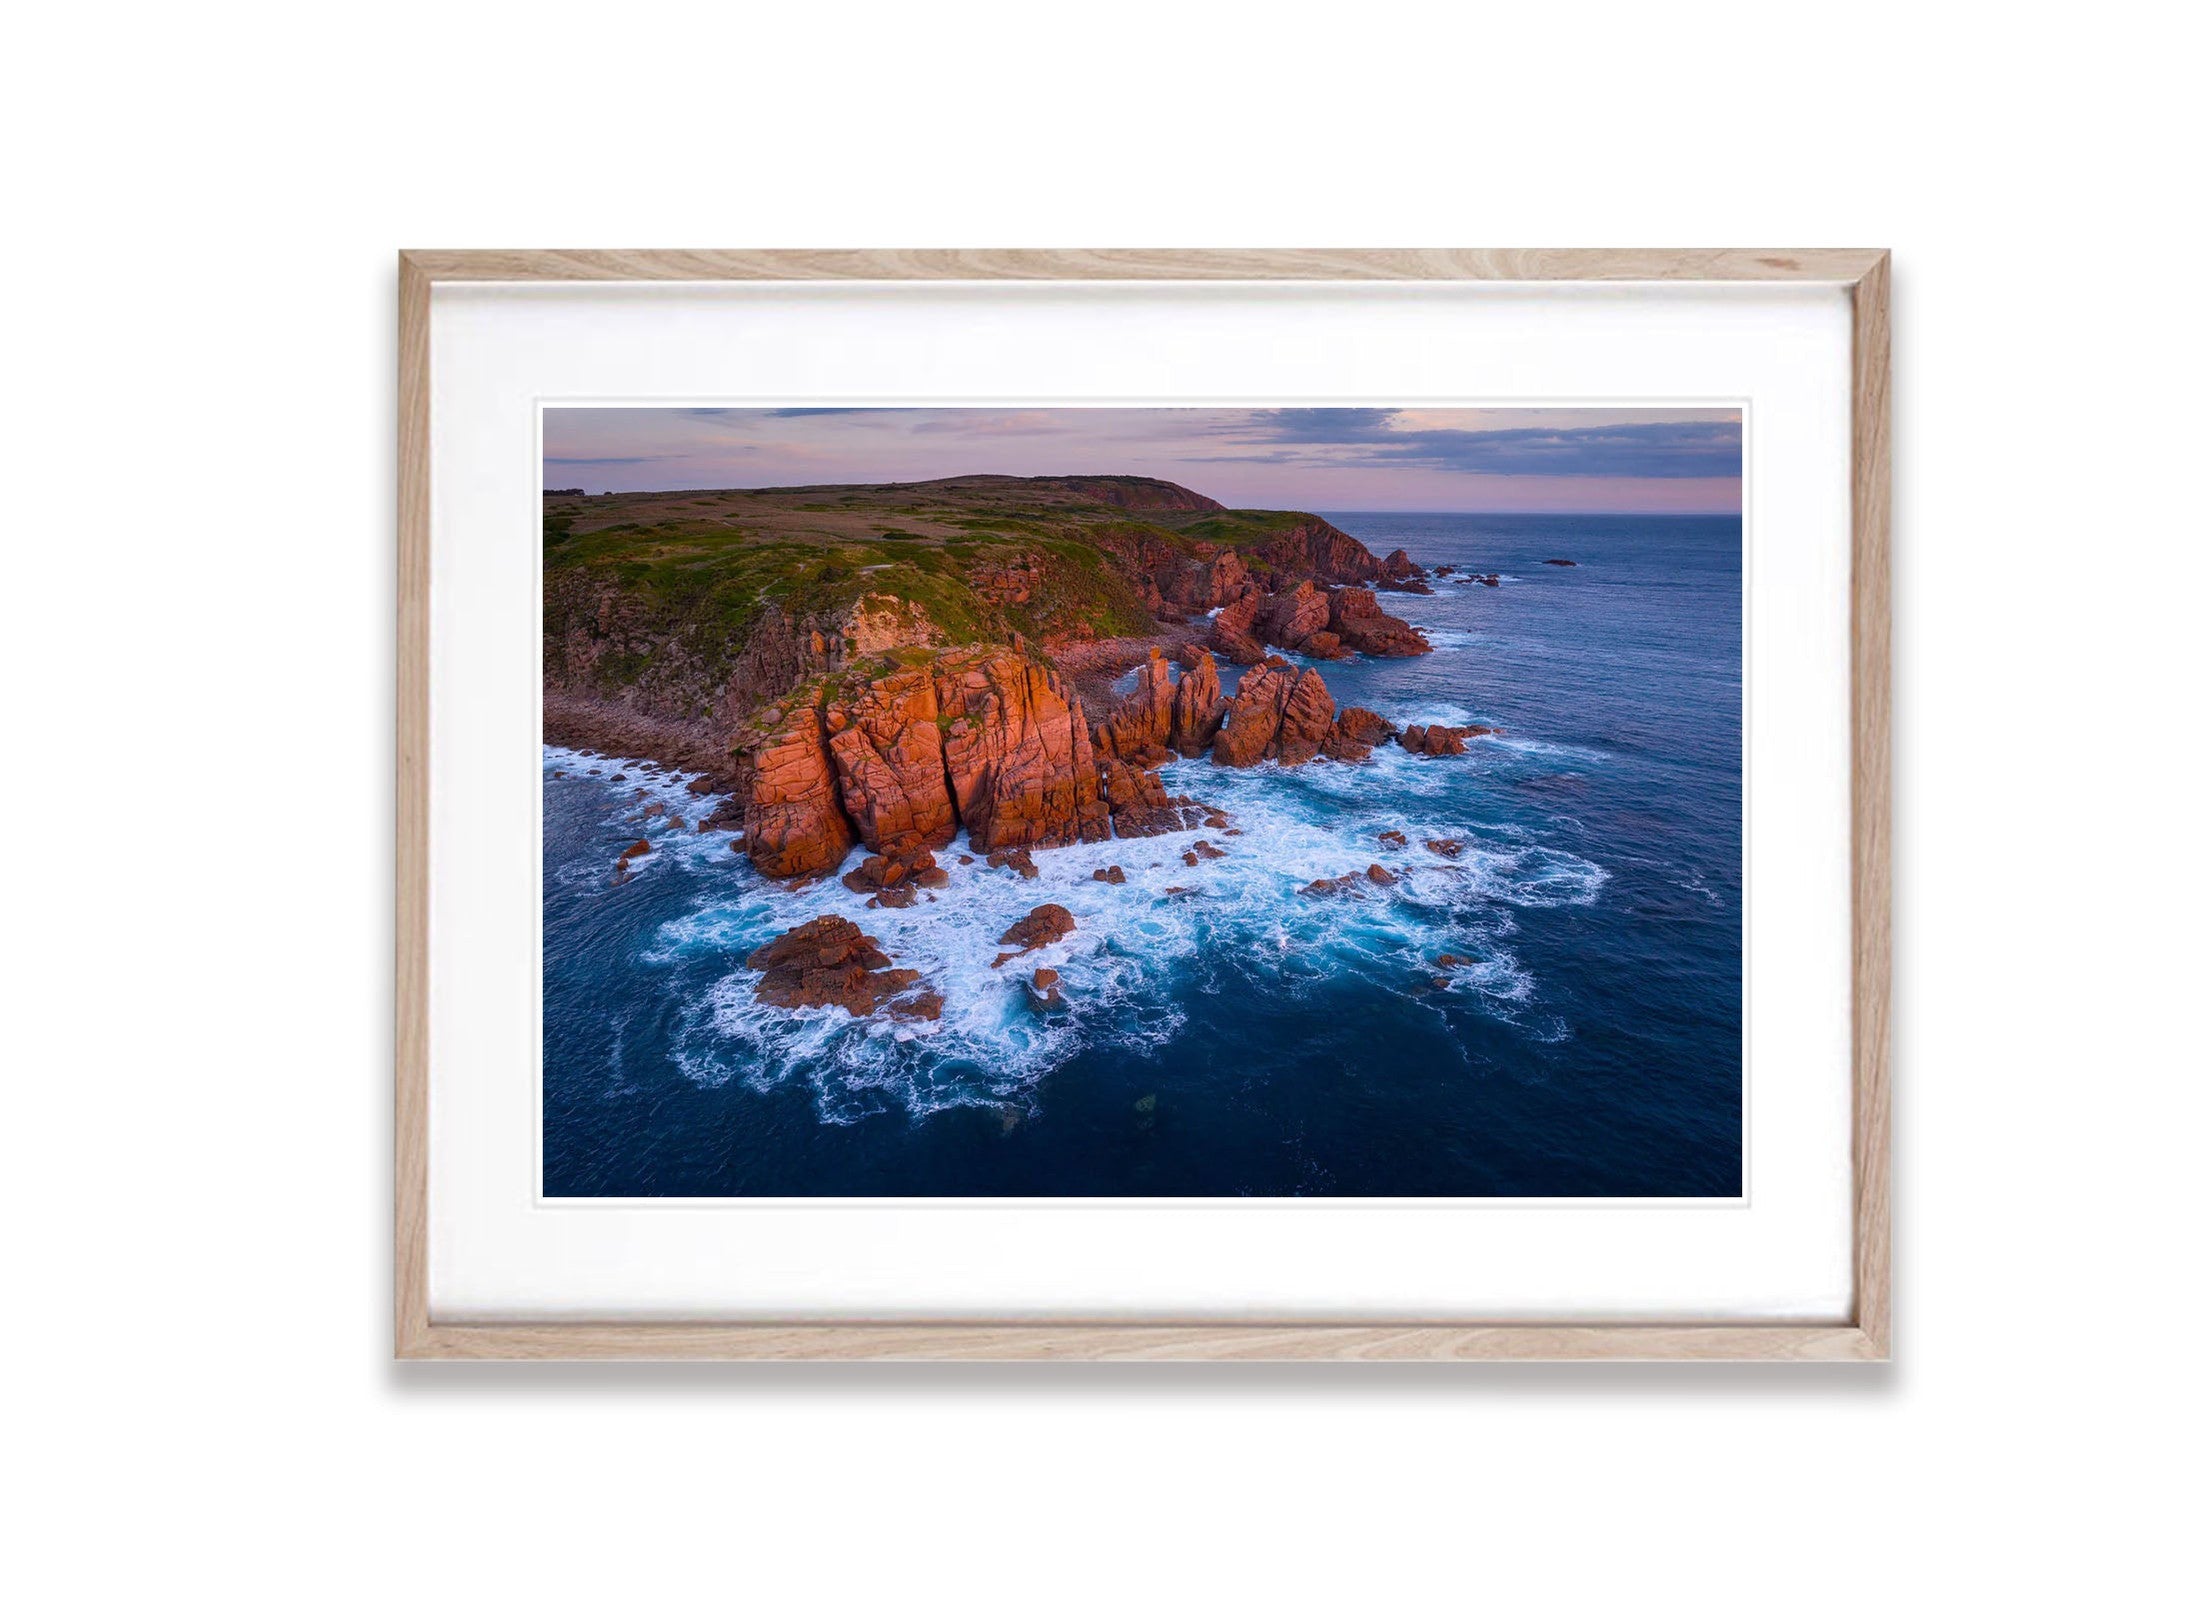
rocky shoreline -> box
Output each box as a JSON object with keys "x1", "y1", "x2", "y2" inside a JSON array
[
  {"x1": 546, "y1": 475, "x2": 1520, "y2": 1015},
  {"x1": 547, "y1": 483, "x2": 1495, "y2": 886},
  {"x1": 618, "y1": 612, "x2": 1493, "y2": 895}
]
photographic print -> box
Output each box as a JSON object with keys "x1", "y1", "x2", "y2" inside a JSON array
[{"x1": 541, "y1": 405, "x2": 1742, "y2": 1198}]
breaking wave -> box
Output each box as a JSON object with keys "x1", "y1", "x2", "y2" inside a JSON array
[{"x1": 544, "y1": 740, "x2": 1606, "y2": 1124}]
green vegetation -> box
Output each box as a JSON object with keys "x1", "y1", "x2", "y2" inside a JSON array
[
  {"x1": 541, "y1": 474, "x2": 1322, "y2": 707},
  {"x1": 1177, "y1": 509, "x2": 1307, "y2": 544}
]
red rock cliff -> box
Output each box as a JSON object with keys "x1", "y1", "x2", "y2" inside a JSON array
[
  {"x1": 933, "y1": 647, "x2": 1113, "y2": 852},
  {"x1": 744, "y1": 684, "x2": 857, "y2": 877},
  {"x1": 825, "y1": 666, "x2": 958, "y2": 856}
]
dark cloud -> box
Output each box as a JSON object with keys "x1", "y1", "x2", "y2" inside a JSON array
[
  {"x1": 1208, "y1": 412, "x2": 1741, "y2": 478},
  {"x1": 544, "y1": 455, "x2": 667, "y2": 466}
]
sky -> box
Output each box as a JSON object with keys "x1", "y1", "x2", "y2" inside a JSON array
[{"x1": 543, "y1": 406, "x2": 1743, "y2": 513}]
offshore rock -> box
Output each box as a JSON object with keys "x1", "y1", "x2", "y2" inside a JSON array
[
  {"x1": 1335, "y1": 705, "x2": 1398, "y2": 747},
  {"x1": 826, "y1": 666, "x2": 958, "y2": 855},
  {"x1": 1300, "y1": 872, "x2": 1367, "y2": 898},
  {"x1": 841, "y1": 847, "x2": 938, "y2": 895},
  {"x1": 1402, "y1": 723, "x2": 1499, "y2": 757},
  {"x1": 1329, "y1": 587, "x2": 1432, "y2": 658},
  {"x1": 998, "y1": 903, "x2": 1076, "y2": 953},
  {"x1": 890, "y1": 989, "x2": 945, "y2": 1021},
  {"x1": 746, "y1": 915, "x2": 918, "y2": 1016},
  {"x1": 1325, "y1": 704, "x2": 1396, "y2": 758}
]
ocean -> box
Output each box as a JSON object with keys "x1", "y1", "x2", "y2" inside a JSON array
[{"x1": 542, "y1": 512, "x2": 1742, "y2": 1197}]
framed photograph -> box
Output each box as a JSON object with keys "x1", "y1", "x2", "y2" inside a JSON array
[{"x1": 397, "y1": 249, "x2": 1889, "y2": 1359}]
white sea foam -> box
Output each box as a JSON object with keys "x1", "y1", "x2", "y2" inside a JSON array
[{"x1": 546, "y1": 741, "x2": 1607, "y2": 1122}]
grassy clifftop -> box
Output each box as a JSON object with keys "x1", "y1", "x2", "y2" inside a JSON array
[{"x1": 544, "y1": 475, "x2": 1356, "y2": 719}]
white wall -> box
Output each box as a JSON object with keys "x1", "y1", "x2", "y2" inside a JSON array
[{"x1": 7, "y1": 3, "x2": 2190, "y2": 1594}]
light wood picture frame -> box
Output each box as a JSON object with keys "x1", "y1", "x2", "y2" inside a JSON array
[{"x1": 397, "y1": 248, "x2": 1890, "y2": 1360}]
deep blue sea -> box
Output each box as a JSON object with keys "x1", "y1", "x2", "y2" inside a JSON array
[{"x1": 543, "y1": 513, "x2": 1741, "y2": 1196}]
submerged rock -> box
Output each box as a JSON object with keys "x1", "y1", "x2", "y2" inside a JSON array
[{"x1": 1300, "y1": 873, "x2": 1365, "y2": 897}]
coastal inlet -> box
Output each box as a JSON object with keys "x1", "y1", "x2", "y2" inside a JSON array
[{"x1": 543, "y1": 479, "x2": 1741, "y2": 1197}]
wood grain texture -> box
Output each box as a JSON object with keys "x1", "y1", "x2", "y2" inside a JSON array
[
  {"x1": 394, "y1": 248, "x2": 1893, "y2": 1360},
  {"x1": 399, "y1": 1321, "x2": 1877, "y2": 1362},
  {"x1": 399, "y1": 247, "x2": 1885, "y2": 285},
  {"x1": 1849, "y1": 253, "x2": 1893, "y2": 1358},
  {"x1": 395, "y1": 254, "x2": 432, "y2": 1358}
]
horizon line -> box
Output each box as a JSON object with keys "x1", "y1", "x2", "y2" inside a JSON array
[{"x1": 541, "y1": 481, "x2": 1739, "y2": 517}]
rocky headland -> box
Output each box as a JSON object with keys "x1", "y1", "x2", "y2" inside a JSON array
[{"x1": 545, "y1": 475, "x2": 1502, "y2": 924}]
